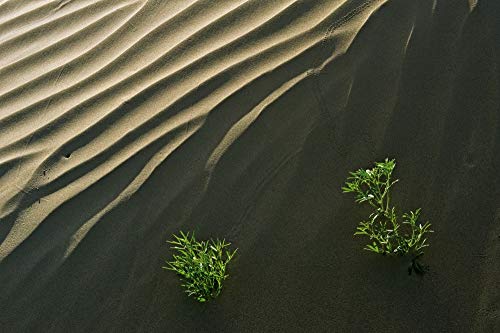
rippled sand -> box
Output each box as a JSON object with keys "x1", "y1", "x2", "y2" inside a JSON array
[{"x1": 1, "y1": 1, "x2": 499, "y2": 331}]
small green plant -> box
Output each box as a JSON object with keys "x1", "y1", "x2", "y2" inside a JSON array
[
  {"x1": 342, "y1": 158, "x2": 433, "y2": 274},
  {"x1": 164, "y1": 231, "x2": 237, "y2": 302}
]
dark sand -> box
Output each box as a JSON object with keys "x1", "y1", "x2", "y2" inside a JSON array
[{"x1": 0, "y1": 0, "x2": 499, "y2": 332}]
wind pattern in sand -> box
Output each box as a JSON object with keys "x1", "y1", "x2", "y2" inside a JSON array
[
  {"x1": 0, "y1": 0, "x2": 385, "y2": 272},
  {"x1": 1, "y1": 1, "x2": 499, "y2": 332}
]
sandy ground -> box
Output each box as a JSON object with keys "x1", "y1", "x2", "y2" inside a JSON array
[{"x1": 0, "y1": 0, "x2": 499, "y2": 332}]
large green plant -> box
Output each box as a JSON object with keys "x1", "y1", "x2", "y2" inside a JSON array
[
  {"x1": 342, "y1": 159, "x2": 433, "y2": 274},
  {"x1": 164, "y1": 231, "x2": 237, "y2": 302}
]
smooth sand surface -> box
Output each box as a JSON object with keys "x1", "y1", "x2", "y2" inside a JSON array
[{"x1": 1, "y1": 0, "x2": 499, "y2": 332}]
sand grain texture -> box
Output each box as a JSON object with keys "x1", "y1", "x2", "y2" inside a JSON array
[{"x1": 1, "y1": 0, "x2": 499, "y2": 332}]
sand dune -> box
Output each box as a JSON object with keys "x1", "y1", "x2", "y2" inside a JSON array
[{"x1": 1, "y1": 0, "x2": 499, "y2": 332}]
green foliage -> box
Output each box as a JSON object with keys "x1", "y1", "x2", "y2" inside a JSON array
[
  {"x1": 342, "y1": 159, "x2": 433, "y2": 273},
  {"x1": 164, "y1": 231, "x2": 237, "y2": 302}
]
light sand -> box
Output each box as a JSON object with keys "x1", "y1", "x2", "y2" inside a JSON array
[{"x1": 0, "y1": 0, "x2": 499, "y2": 331}]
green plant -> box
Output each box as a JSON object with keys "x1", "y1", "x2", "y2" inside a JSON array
[
  {"x1": 163, "y1": 231, "x2": 237, "y2": 302},
  {"x1": 342, "y1": 158, "x2": 433, "y2": 274}
]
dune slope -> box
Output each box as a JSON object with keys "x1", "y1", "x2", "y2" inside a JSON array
[{"x1": 1, "y1": 0, "x2": 499, "y2": 332}]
